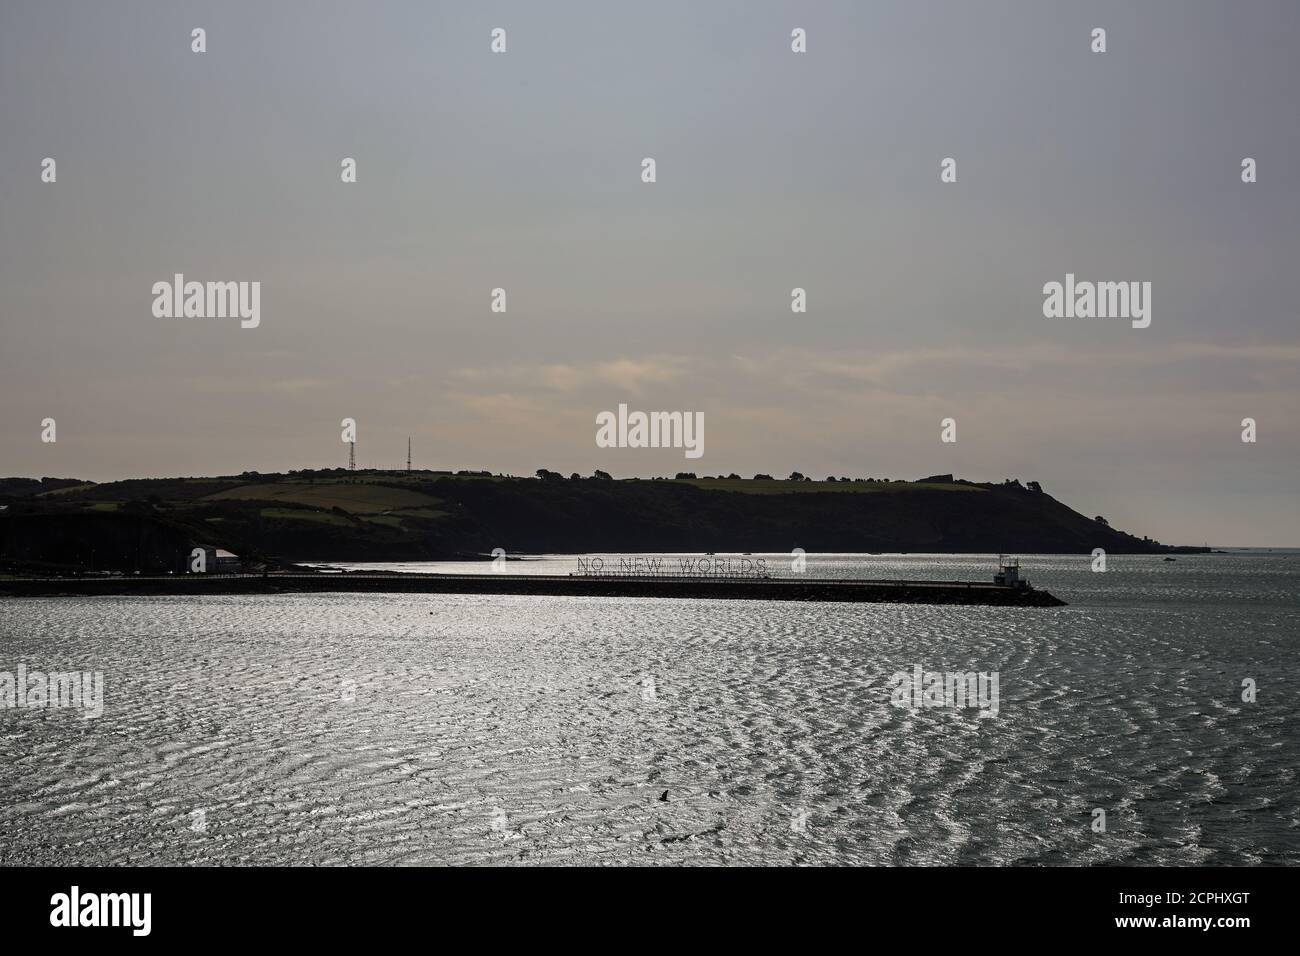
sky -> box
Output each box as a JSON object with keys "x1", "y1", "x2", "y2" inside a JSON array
[{"x1": 1, "y1": 0, "x2": 1297, "y2": 546}]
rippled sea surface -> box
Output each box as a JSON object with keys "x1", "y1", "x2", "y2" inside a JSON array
[{"x1": 2, "y1": 552, "x2": 1297, "y2": 866}]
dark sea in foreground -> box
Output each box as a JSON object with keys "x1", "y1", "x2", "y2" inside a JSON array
[{"x1": 1, "y1": 552, "x2": 1297, "y2": 866}]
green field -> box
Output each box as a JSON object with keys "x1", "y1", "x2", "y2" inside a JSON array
[
  {"x1": 206, "y1": 482, "x2": 442, "y2": 514},
  {"x1": 258, "y1": 507, "x2": 355, "y2": 526},
  {"x1": 343, "y1": 472, "x2": 505, "y2": 483},
  {"x1": 395, "y1": 507, "x2": 449, "y2": 519},
  {"x1": 359, "y1": 515, "x2": 406, "y2": 529},
  {"x1": 35, "y1": 483, "x2": 98, "y2": 497}
]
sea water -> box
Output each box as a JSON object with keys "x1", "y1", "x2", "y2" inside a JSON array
[{"x1": 1, "y1": 552, "x2": 1296, "y2": 865}]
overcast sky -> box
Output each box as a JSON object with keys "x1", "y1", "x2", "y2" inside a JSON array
[{"x1": 1, "y1": 0, "x2": 1297, "y2": 545}]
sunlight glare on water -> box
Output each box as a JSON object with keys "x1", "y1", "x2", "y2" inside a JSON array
[{"x1": 1, "y1": 553, "x2": 1296, "y2": 865}]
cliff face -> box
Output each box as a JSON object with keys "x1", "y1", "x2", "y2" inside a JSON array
[
  {"x1": 0, "y1": 473, "x2": 1185, "y2": 567},
  {"x1": 422, "y1": 479, "x2": 1167, "y2": 556}
]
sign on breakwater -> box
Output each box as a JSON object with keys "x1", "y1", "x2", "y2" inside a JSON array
[
  {"x1": 0, "y1": 572, "x2": 1067, "y2": 607},
  {"x1": 575, "y1": 555, "x2": 771, "y2": 577}
]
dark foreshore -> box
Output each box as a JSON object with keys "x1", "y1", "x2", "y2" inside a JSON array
[{"x1": 0, "y1": 572, "x2": 1067, "y2": 607}]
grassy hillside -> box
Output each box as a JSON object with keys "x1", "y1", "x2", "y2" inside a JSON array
[
  {"x1": 205, "y1": 480, "x2": 443, "y2": 513},
  {"x1": 0, "y1": 469, "x2": 1192, "y2": 570}
]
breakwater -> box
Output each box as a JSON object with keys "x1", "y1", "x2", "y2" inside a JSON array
[{"x1": 0, "y1": 572, "x2": 1066, "y2": 606}]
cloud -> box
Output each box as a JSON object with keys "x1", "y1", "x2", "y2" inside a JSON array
[
  {"x1": 450, "y1": 342, "x2": 1300, "y2": 402},
  {"x1": 451, "y1": 356, "x2": 691, "y2": 395}
]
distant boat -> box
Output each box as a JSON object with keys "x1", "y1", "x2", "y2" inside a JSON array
[{"x1": 1164, "y1": 557, "x2": 1176, "y2": 562}]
